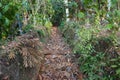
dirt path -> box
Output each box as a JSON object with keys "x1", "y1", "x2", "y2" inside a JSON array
[{"x1": 37, "y1": 27, "x2": 82, "y2": 80}]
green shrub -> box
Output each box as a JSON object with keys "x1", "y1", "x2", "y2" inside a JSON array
[
  {"x1": 60, "y1": 21, "x2": 120, "y2": 79},
  {"x1": 0, "y1": 0, "x2": 21, "y2": 39}
]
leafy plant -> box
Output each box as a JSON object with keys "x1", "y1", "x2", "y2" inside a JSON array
[
  {"x1": 50, "y1": 0, "x2": 65, "y2": 26},
  {"x1": 0, "y1": 0, "x2": 21, "y2": 39},
  {"x1": 60, "y1": 19, "x2": 120, "y2": 79},
  {"x1": 109, "y1": 56, "x2": 120, "y2": 78}
]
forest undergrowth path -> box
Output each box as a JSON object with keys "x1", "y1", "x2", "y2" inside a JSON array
[{"x1": 37, "y1": 27, "x2": 82, "y2": 80}]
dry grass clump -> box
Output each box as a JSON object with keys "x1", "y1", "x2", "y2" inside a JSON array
[{"x1": 1, "y1": 31, "x2": 44, "y2": 68}]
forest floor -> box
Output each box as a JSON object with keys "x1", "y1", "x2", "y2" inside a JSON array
[{"x1": 37, "y1": 27, "x2": 82, "y2": 80}]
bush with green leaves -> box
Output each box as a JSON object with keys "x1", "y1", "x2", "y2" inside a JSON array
[
  {"x1": 50, "y1": 0, "x2": 65, "y2": 26},
  {"x1": 0, "y1": 0, "x2": 54, "y2": 40},
  {"x1": 26, "y1": 0, "x2": 54, "y2": 37},
  {"x1": 0, "y1": 0, "x2": 22, "y2": 39},
  {"x1": 59, "y1": 0, "x2": 120, "y2": 79},
  {"x1": 60, "y1": 20, "x2": 120, "y2": 79}
]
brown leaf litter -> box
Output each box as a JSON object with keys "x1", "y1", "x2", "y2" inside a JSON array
[{"x1": 37, "y1": 27, "x2": 83, "y2": 80}]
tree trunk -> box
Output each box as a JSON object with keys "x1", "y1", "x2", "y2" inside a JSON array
[
  {"x1": 118, "y1": 0, "x2": 120, "y2": 10},
  {"x1": 64, "y1": 0, "x2": 69, "y2": 22},
  {"x1": 107, "y1": 0, "x2": 111, "y2": 11},
  {"x1": 107, "y1": 0, "x2": 111, "y2": 17}
]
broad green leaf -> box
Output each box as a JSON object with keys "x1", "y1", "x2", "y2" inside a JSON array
[
  {"x1": 111, "y1": 65, "x2": 117, "y2": 68},
  {"x1": 116, "y1": 68, "x2": 120, "y2": 75},
  {"x1": 3, "y1": 5, "x2": 9, "y2": 13},
  {"x1": 5, "y1": 18, "x2": 10, "y2": 26},
  {"x1": 45, "y1": 21, "x2": 52, "y2": 28},
  {"x1": 106, "y1": 24, "x2": 113, "y2": 30},
  {"x1": 78, "y1": 12, "x2": 85, "y2": 19},
  {"x1": 110, "y1": 59, "x2": 117, "y2": 62},
  {"x1": 0, "y1": 3, "x2": 2, "y2": 7},
  {"x1": 117, "y1": 10, "x2": 120, "y2": 18}
]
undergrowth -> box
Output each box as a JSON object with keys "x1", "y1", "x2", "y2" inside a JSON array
[{"x1": 60, "y1": 21, "x2": 120, "y2": 80}]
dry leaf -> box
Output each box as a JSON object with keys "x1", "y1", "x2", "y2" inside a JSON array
[
  {"x1": 8, "y1": 52, "x2": 15, "y2": 59},
  {"x1": 2, "y1": 46, "x2": 5, "y2": 49}
]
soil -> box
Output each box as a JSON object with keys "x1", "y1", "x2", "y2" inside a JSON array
[{"x1": 37, "y1": 27, "x2": 82, "y2": 80}]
